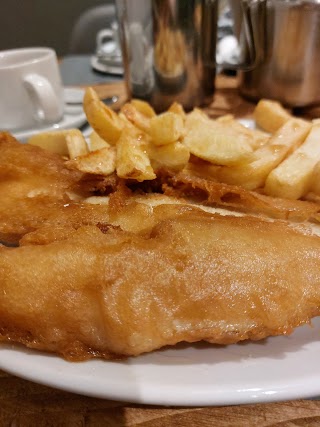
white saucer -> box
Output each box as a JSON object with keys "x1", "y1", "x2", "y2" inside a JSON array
[
  {"x1": 10, "y1": 87, "x2": 87, "y2": 142},
  {"x1": 12, "y1": 110, "x2": 87, "y2": 143},
  {"x1": 91, "y1": 55, "x2": 123, "y2": 76},
  {"x1": 63, "y1": 87, "x2": 85, "y2": 105}
]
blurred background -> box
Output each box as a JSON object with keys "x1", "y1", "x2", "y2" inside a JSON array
[
  {"x1": 0, "y1": 0, "x2": 110, "y2": 56},
  {"x1": 0, "y1": 0, "x2": 233, "y2": 87},
  {"x1": 0, "y1": 0, "x2": 229, "y2": 56}
]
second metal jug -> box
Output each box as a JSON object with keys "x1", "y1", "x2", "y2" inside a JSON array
[{"x1": 234, "y1": 0, "x2": 320, "y2": 107}]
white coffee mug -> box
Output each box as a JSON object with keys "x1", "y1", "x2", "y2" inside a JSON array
[{"x1": 0, "y1": 47, "x2": 64, "y2": 131}]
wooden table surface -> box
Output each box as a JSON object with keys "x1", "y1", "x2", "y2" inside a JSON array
[{"x1": 1, "y1": 75, "x2": 320, "y2": 426}]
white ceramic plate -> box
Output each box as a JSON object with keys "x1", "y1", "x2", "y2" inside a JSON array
[
  {"x1": 2, "y1": 117, "x2": 320, "y2": 405},
  {"x1": 0, "y1": 317, "x2": 320, "y2": 406}
]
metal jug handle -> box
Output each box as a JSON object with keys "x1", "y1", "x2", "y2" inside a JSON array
[
  {"x1": 203, "y1": 0, "x2": 266, "y2": 71},
  {"x1": 234, "y1": 0, "x2": 266, "y2": 71}
]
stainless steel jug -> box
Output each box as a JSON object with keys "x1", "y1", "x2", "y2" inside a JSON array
[
  {"x1": 115, "y1": 0, "x2": 260, "y2": 111},
  {"x1": 235, "y1": 0, "x2": 320, "y2": 107}
]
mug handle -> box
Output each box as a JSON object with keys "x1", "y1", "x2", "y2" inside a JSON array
[{"x1": 23, "y1": 73, "x2": 62, "y2": 123}]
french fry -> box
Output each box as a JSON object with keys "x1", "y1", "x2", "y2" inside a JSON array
[
  {"x1": 118, "y1": 111, "x2": 134, "y2": 128},
  {"x1": 65, "y1": 130, "x2": 89, "y2": 159},
  {"x1": 148, "y1": 141, "x2": 190, "y2": 171},
  {"x1": 83, "y1": 87, "x2": 123, "y2": 144},
  {"x1": 188, "y1": 108, "x2": 209, "y2": 121},
  {"x1": 116, "y1": 126, "x2": 156, "y2": 181},
  {"x1": 217, "y1": 115, "x2": 269, "y2": 150},
  {"x1": 67, "y1": 146, "x2": 116, "y2": 176},
  {"x1": 130, "y1": 99, "x2": 156, "y2": 118},
  {"x1": 28, "y1": 131, "x2": 70, "y2": 156},
  {"x1": 28, "y1": 129, "x2": 88, "y2": 158},
  {"x1": 168, "y1": 102, "x2": 186, "y2": 119},
  {"x1": 216, "y1": 114, "x2": 235, "y2": 123},
  {"x1": 254, "y1": 99, "x2": 292, "y2": 133},
  {"x1": 264, "y1": 122, "x2": 320, "y2": 199},
  {"x1": 309, "y1": 160, "x2": 320, "y2": 196},
  {"x1": 183, "y1": 110, "x2": 254, "y2": 166},
  {"x1": 218, "y1": 118, "x2": 312, "y2": 190},
  {"x1": 89, "y1": 131, "x2": 110, "y2": 152},
  {"x1": 120, "y1": 103, "x2": 151, "y2": 133},
  {"x1": 149, "y1": 112, "x2": 184, "y2": 146}
]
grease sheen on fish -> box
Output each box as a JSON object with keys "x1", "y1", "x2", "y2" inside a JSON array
[{"x1": 1, "y1": 207, "x2": 320, "y2": 360}]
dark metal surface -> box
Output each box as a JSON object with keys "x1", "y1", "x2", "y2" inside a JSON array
[{"x1": 237, "y1": 0, "x2": 320, "y2": 107}]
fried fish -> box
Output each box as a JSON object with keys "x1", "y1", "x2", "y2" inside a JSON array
[
  {"x1": 0, "y1": 132, "x2": 83, "y2": 244},
  {"x1": 1, "y1": 204, "x2": 320, "y2": 360}
]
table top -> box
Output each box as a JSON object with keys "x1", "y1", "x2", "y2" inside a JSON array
[
  {"x1": 87, "y1": 73, "x2": 257, "y2": 119},
  {"x1": 2, "y1": 74, "x2": 320, "y2": 426},
  {"x1": 1, "y1": 367, "x2": 320, "y2": 426}
]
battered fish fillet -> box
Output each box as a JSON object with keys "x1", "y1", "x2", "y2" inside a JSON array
[
  {"x1": 160, "y1": 169, "x2": 320, "y2": 222},
  {"x1": 0, "y1": 132, "x2": 83, "y2": 244},
  {"x1": 19, "y1": 192, "x2": 191, "y2": 246},
  {"x1": 1, "y1": 204, "x2": 320, "y2": 360},
  {"x1": 2, "y1": 133, "x2": 320, "y2": 247}
]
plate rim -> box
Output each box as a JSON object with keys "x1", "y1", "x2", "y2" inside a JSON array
[
  {"x1": 1, "y1": 319, "x2": 320, "y2": 407},
  {"x1": 12, "y1": 110, "x2": 87, "y2": 142}
]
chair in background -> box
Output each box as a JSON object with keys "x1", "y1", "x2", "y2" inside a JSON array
[{"x1": 69, "y1": 3, "x2": 116, "y2": 54}]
